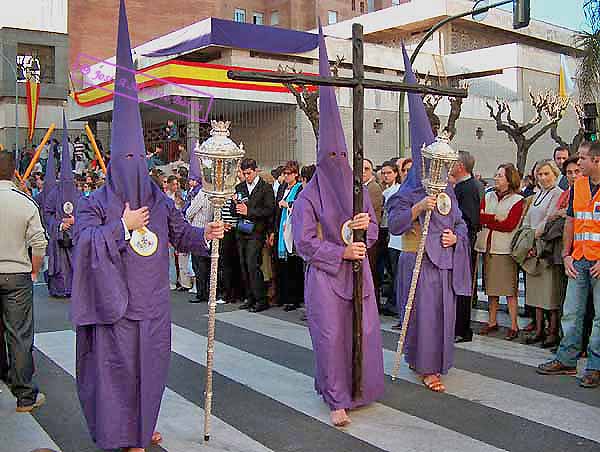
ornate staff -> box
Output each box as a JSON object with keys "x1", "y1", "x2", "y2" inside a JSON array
[
  {"x1": 195, "y1": 121, "x2": 245, "y2": 441},
  {"x1": 391, "y1": 132, "x2": 459, "y2": 380}
]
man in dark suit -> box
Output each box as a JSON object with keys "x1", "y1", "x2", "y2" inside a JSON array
[
  {"x1": 363, "y1": 159, "x2": 384, "y2": 308},
  {"x1": 234, "y1": 158, "x2": 276, "y2": 312},
  {"x1": 554, "y1": 146, "x2": 570, "y2": 190},
  {"x1": 451, "y1": 150, "x2": 481, "y2": 343}
]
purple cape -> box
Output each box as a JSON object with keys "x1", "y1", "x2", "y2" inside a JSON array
[{"x1": 291, "y1": 24, "x2": 384, "y2": 410}]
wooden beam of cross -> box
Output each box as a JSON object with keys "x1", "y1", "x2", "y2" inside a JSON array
[{"x1": 228, "y1": 24, "x2": 468, "y2": 400}]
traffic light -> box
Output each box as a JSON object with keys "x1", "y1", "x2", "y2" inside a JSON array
[
  {"x1": 513, "y1": 0, "x2": 530, "y2": 29},
  {"x1": 583, "y1": 103, "x2": 599, "y2": 142}
]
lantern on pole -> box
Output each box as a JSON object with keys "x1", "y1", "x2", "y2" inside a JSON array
[
  {"x1": 195, "y1": 120, "x2": 244, "y2": 441},
  {"x1": 391, "y1": 131, "x2": 459, "y2": 380}
]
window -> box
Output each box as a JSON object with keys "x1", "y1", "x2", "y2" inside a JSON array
[
  {"x1": 368, "y1": 0, "x2": 375, "y2": 12},
  {"x1": 233, "y1": 8, "x2": 246, "y2": 22},
  {"x1": 392, "y1": 0, "x2": 401, "y2": 4},
  {"x1": 352, "y1": 0, "x2": 356, "y2": 10},
  {"x1": 16, "y1": 43, "x2": 54, "y2": 84},
  {"x1": 270, "y1": 10, "x2": 280, "y2": 25},
  {"x1": 253, "y1": 11, "x2": 264, "y2": 25},
  {"x1": 360, "y1": 2, "x2": 365, "y2": 13},
  {"x1": 328, "y1": 10, "x2": 338, "y2": 24}
]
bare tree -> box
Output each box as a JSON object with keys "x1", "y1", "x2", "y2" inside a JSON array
[
  {"x1": 278, "y1": 56, "x2": 345, "y2": 140},
  {"x1": 486, "y1": 91, "x2": 570, "y2": 173},
  {"x1": 419, "y1": 73, "x2": 467, "y2": 140},
  {"x1": 550, "y1": 103, "x2": 586, "y2": 154}
]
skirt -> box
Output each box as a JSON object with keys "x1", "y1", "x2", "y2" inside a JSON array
[
  {"x1": 525, "y1": 264, "x2": 564, "y2": 310},
  {"x1": 483, "y1": 253, "x2": 518, "y2": 297}
]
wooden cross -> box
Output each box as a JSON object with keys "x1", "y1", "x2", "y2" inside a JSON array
[{"x1": 227, "y1": 24, "x2": 468, "y2": 399}]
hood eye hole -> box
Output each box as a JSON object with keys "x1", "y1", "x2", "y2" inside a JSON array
[
  {"x1": 341, "y1": 152, "x2": 347, "y2": 157},
  {"x1": 126, "y1": 153, "x2": 134, "y2": 159},
  {"x1": 329, "y1": 152, "x2": 336, "y2": 158}
]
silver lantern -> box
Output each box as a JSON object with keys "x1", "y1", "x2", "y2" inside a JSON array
[
  {"x1": 392, "y1": 131, "x2": 459, "y2": 381},
  {"x1": 196, "y1": 120, "x2": 245, "y2": 204},
  {"x1": 194, "y1": 120, "x2": 244, "y2": 442},
  {"x1": 421, "y1": 130, "x2": 460, "y2": 196}
]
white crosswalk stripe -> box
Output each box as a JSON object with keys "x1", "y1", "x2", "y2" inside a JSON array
[
  {"x1": 0, "y1": 382, "x2": 61, "y2": 452},
  {"x1": 214, "y1": 311, "x2": 600, "y2": 444},
  {"x1": 4, "y1": 310, "x2": 599, "y2": 452},
  {"x1": 33, "y1": 330, "x2": 274, "y2": 452}
]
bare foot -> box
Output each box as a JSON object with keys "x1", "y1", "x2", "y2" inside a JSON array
[
  {"x1": 422, "y1": 374, "x2": 446, "y2": 393},
  {"x1": 330, "y1": 409, "x2": 352, "y2": 427},
  {"x1": 151, "y1": 432, "x2": 162, "y2": 444}
]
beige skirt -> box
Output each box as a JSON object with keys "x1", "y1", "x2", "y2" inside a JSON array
[
  {"x1": 483, "y1": 253, "x2": 519, "y2": 297},
  {"x1": 525, "y1": 264, "x2": 565, "y2": 310}
]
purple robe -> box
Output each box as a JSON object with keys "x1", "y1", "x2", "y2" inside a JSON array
[
  {"x1": 71, "y1": 184, "x2": 208, "y2": 450},
  {"x1": 43, "y1": 188, "x2": 80, "y2": 297},
  {"x1": 388, "y1": 186, "x2": 471, "y2": 375},
  {"x1": 292, "y1": 187, "x2": 385, "y2": 410}
]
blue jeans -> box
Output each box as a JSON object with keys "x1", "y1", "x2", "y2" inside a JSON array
[{"x1": 556, "y1": 258, "x2": 600, "y2": 370}]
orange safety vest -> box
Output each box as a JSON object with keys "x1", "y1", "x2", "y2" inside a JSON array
[{"x1": 572, "y1": 177, "x2": 600, "y2": 260}]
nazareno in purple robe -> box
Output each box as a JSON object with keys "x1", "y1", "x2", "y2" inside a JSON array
[
  {"x1": 70, "y1": 1, "x2": 209, "y2": 449},
  {"x1": 71, "y1": 185, "x2": 208, "y2": 450},
  {"x1": 292, "y1": 188, "x2": 385, "y2": 410},
  {"x1": 44, "y1": 113, "x2": 80, "y2": 298},
  {"x1": 387, "y1": 185, "x2": 471, "y2": 375},
  {"x1": 290, "y1": 23, "x2": 384, "y2": 411}
]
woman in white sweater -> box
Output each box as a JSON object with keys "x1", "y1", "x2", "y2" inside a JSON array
[{"x1": 522, "y1": 159, "x2": 563, "y2": 347}]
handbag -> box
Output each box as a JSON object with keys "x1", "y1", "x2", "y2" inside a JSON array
[{"x1": 237, "y1": 219, "x2": 255, "y2": 234}]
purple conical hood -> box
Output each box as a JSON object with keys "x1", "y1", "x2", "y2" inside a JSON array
[
  {"x1": 56, "y1": 111, "x2": 79, "y2": 217},
  {"x1": 44, "y1": 136, "x2": 57, "y2": 195},
  {"x1": 189, "y1": 140, "x2": 202, "y2": 185},
  {"x1": 400, "y1": 43, "x2": 434, "y2": 190},
  {"x1": 306, "y1": 22, "x2": 353, "y2": 242},
  {"x1": 105, "y1": 0, "x2": 154, "y2": 209}
]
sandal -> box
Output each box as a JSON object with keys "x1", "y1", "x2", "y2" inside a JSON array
[
  {"x1": 579, "y1": 370, "x2": 600, "y2": 388},
  {"x1": 479, "y1": 323, "x2": 498, "y2": 335},
  {"x1": 422, "y1": 375, "x2": 446, "y2": 393},
  {"x1": 504, "y1": 329, "x2": 519, "y2": 341}
]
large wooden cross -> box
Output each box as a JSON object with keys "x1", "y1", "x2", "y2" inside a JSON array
[{"x1": 228, "y1": 24, "x2": 468, "y2": 399}]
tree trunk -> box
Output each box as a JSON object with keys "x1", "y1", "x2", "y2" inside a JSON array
[{"x1": 516, "y1": 142, "x2": 530, "y2": 175}]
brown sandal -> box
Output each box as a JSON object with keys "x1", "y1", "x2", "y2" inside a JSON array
[
  {"x1": 479, "y1": 324, "x2": 498, "y2": 335},
  {"x1": 422, "y1": 375, "x2": 446, "y2": 393}
]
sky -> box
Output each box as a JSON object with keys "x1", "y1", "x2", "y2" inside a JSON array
[{"x1": 499, "y1": 0, "x2": 587, "y2": 31}]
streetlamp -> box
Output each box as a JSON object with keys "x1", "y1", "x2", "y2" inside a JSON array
[
  {"x1": 195, "y1": 120, "x2": 245, "y2": 442},
  {"x1": 0, "y1": 51, "x2": 19, "y2": 163}
]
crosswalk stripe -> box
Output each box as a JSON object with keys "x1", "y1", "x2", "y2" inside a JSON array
[
  {"x1": 377, "y1": 318, "x2": 553, "y2": 368},
  {"x1": 0, "y1": 382, "x2": 61, "y2": 452},
  {"x1": 171, "y1": 324, "x2": 506, "y2": 452},
  {"x1": 33, "y1": 330, "x2": 275, "y2": 452},
  {"x1": 214, "y1": 311, "x2": 600, "y2": 444}
]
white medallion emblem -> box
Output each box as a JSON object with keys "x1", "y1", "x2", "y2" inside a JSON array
[
  {"x1": 130, "y1": 227, "x2": 158, "y2": 257},
  {"x1": 63, "y1": 201, "x2": 74, "y2": 215},
  {"x1": 341, "y1": 219, "x2": 354, "y2": 245},
  {"x1": 436, "y1": 192, "x2": 452, "y2": 216}
]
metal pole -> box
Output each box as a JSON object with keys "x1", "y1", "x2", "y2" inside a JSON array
[
  {"x1": 0, "y1": 52, "x2": 18, "y2": 160},
  {"x1": 204, "y1": 201, "x2": 223, "y2": 442},
  {"x1": 409, "y1": 0, "x2": 512, "y2": 64}
]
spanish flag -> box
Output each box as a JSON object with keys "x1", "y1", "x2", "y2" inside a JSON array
[
  {"x1": 559, "y1": 54, "x2": 574, "y2": 99},
  {"x1": 26, "y1": 79, "x2": 40, "y2": 141}
]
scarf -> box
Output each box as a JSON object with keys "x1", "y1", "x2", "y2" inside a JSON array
[{"x1": 278, "y1": 183, "x2": 301, "y2": 259}]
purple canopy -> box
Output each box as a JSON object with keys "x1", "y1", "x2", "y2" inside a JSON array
[{"x1": 144, "y1": 18, "x2": 318, "y2": 57}]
